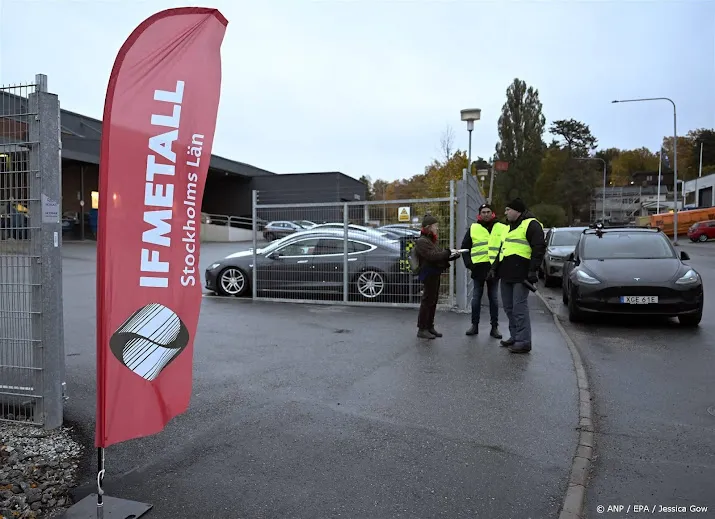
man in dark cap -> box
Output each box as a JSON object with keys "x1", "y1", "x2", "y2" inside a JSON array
[
  {"x1": 461, "y1": 203, "x2": 508, "y2": 338},
  {"x1": 414, "y1": 214, "x2": 460, "y2": 339},
  {"x1": 488, "y1": 198, "x2": 545, "y2": 353}
]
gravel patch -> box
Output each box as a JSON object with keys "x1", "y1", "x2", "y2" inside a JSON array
[{"x1": 0, "y1": 422, "x2": 83, "y2": 519}]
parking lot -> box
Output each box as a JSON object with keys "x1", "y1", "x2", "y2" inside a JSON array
[
  {"x1": 537, "y1": 240, "x2": 715, "y2": 516},
  {"x1": 62, "y1": 241, "x2": 579, "y2": 519}
]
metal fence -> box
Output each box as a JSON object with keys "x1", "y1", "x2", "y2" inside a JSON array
[
  {"x1": 248, "y1": 186, "x2": 456, "y2": 308},
  {"x1": 455, "y1": 174, "x2": 486, "y2": 312},
  {"x1": 0, "y1": 75, "x2": 64, "y2": 428}
]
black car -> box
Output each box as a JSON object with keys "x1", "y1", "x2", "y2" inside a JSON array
[
  {"x1": 262, "y1": 220, "x2": 306, "y2": 241},
  {"x1": 205, "y1": 228, "x2": 418, "y2": 302},
  {"x1": 561, "y1": 225, "x2": 703, "y2": 326}
]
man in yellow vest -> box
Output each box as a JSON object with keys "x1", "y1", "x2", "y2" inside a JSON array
[
  {"x1": 461, "y1": 204, "x2": 508, "y2": 338},
  {"x1": 488, "y1": 198, "x2": 545, "y2": 354}
]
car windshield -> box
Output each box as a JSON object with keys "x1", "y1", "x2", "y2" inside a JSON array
[
  {"x1": 551, "y1": 230, "x2": 583, "y2": 247},
  {"x1": 582, "y1": 232, "x2": 675, "y2": 260}
]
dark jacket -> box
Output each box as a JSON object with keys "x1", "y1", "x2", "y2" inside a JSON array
[
  {"x1": 415, "y1": 232, "x2": 451, "y2": 280},
  {"x1": 461, "y1": 219, "x2": 496, "y2": 281},
  {"x1": 493, "y1": 210, "x2": 546, "y2": 283}
]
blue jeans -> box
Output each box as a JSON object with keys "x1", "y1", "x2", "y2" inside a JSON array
[
  {"x1": 500, "y1": 281, "x2": 531, "y2": 345},
  {"x1": 472, "y1": 278, "x2": 500, "y2": 326}
]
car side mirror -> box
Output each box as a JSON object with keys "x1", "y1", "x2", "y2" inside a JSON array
[
  {"x1": 680, "y1": 251, "x2": 690, "y2": 261},
  {"x1": 267, "y1": 252, "x2": 281, "y2": 260}
]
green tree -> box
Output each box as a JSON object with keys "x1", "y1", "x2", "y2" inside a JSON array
[
  {"x1": 686, "y1": 128, "x2": 715, "y2": 176},
  {"x1": 423, "y1": 150, "x2": 468, "y2": 197},
  {"x1": 610, "y1": 147, "x2": 659, "y2": 186},
  {"x1": 594, "y1": 147, "x2": 621, "y2": 186},
  {"x1": 530, "y1": 203, "x2": 567, "y2": 228},
  {"x1": 358, "y1": 175, "x2": 374, "y2": 200},
  {"x1": 534, "y1": 141, "x2": 570, "y2": 205},
  {"x1": 549, "y1": 119, "x2": 599, "y2": 224},
  {"x1": 661, "y1": 135, "x2": 695, "y2": 180},
  {"x1": 493, "y1": 78, "x2": 547, "y2": 206}
]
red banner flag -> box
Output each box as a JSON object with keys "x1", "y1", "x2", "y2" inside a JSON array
[{"x1": 96, "y1": 8, "x2": 227, "y2": 448}]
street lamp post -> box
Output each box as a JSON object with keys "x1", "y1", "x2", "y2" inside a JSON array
[
  {"x1": 574, "y1": 157, "x2": 607, "y2": 222},
  {"x1": 460, "y1": 108, "x2": 481, "y2": 181},
  {"x1": 612, "y1": 97, "x2": 678, "y2": 244}
]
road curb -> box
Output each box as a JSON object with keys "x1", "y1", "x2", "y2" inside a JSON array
[{"x1": 535, "y1": 290, "x2": 594, "y2": 519}]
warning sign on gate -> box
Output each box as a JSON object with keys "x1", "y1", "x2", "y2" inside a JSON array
[{"x1": 398, "y1": 206, "x2": 411, "y2": 222}]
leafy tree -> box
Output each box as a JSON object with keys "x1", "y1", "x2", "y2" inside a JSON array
[
  {"x1": 358, "y1": 175, "x2": 374, "y2": 200},
  {"x1": 661, "y1": 135, "x2": 695, "y2": 180},
  {"x1": 610, "y1": 148, "x2": 659, "y2": 186},
  {"x1": 493, "y1": 78, "x2": 547, "y2": 206},
  {"x1": 594, "y1": 147, "x2": 621, "y2": 186},
  {"x1": 372, "y1": 179, "x2": 390, "y2": 200},
  {"x1": 548, "y1": 119, "x2": 599, "y2": 224},
  {"x1": 534, "y1": 142, "x2": 570, "y2": 205},
  {"x1": 686, "y1": 128, "x2": 715, "y2": 176},
  {"x1": 423, "y1": 150, "x2": 468, "y2": 197},
  {"x1": 530, "y1": 203, "x2": 567, "y2": 228},
  {"x1": 549, "y1": 119, "x2": 598, "y2": 157}
]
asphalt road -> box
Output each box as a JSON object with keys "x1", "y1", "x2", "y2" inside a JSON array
[
  {"x1": 538, "y1": 240, "x2": 715, "y2": 519},
  {"x1": 59, "y1": 241, "x2": 579, "y2": 519}
]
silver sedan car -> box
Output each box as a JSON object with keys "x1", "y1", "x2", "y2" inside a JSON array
[{"x1": 539, "y1": 226, "x2": 588, "y2": 287}]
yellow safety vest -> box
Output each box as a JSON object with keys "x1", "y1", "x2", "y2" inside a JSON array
[
  {"x1": 488, "y1": 222, "x2": 508, "y2": 263},
  {"x1": 469, "y1": 223, "x2": 490, "y2": 264},
  {"x1": 499, "y1": 218, "x2": 542, "y2": 261},
  {"x1": 471, "y1": 222, "x2": 509, "y2": 264}
]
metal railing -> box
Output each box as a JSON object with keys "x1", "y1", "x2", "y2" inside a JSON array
[
  {"x1": 1, "y1": 75, "x2": 64, "y2": 428},
  {"x1": 241, "y1": 191, "x2": 456, "y2": 308}
]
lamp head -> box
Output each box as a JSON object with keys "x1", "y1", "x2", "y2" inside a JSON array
[{"x1": 460, "y1": 108, "x2": 481, "y2": 123}]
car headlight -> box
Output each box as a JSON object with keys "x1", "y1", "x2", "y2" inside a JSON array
[
  {"x1": 575, "y1": 270, "x2": 600, "y2": 285},
  {"x1": 209, "y1": 263, "x2": 221, "y2": 270},
  {"x1": 675, "y1": 269, "x2": 700, "y2": 285}
]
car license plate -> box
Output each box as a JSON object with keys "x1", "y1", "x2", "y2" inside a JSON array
[{"x1": 620, "y1": 296, "x2": 658, "y2": 304}]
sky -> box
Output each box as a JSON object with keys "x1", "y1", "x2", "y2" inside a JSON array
[{"x1": 1, "y1": 0, "x2": 713, "y2": 183}]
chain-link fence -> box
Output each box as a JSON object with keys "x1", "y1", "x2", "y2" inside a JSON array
[
  {"x1": 243, "y1": 190, "x2": 456, "y2": 307},
  {"x1": 1, "y1": 75, "x2": 64, "y2": 428}
]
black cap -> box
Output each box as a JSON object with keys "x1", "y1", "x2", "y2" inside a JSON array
[
  {"x1": 505, "y1": 198, "x2": 526, "y2": 213},
  {"x1": 478, "y1": 203, "x2": 493, "y2": 212}
]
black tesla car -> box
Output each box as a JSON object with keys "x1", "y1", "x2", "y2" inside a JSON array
[
  {"x1": 205, "y1": 228, "x2": 419, "y2": 302},
  {"x1": 561, "y1": 225, "x2": 703, "y2": 326}
]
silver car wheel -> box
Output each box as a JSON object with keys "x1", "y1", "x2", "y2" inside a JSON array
[
  {"x1": 357, "y1": 270, "x2": 385, "y2": 299},
  {"x1": 219, "y1": 268, "x2": 245, "y2": 296}
]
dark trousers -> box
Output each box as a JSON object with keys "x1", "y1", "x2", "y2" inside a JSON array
[
  {"x1": 417, "y1": 274, "x2": 441, "y2": 329},
  {"x1": 500, "y1": 281, "x2": 531, "y2": 344},
  {"x1": 472, "y1": 278, "x2": 500, "y2": 326}
]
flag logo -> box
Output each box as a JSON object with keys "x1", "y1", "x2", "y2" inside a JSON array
[{"x1": 109, "y1": 303, "x2": 190, "y2": 382}]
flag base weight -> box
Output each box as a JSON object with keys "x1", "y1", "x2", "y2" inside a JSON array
[{"x1": 61, "y1": 494, "x2": 152, "y2": 518}]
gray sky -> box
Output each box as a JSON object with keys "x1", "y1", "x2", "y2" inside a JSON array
[{"x1": 1, "y1": 0, "x2": 713, "y2": 182}]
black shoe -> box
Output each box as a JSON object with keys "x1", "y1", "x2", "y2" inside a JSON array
[
  {"x1": 500, "y1": 338, "x2": 515, "y2": 348},
  {"x1": 417, "y1": 329, "x2": 436, "y2": 339},
  {"x1": 466, "y1": 325, "x2": 478, "y2": 336},
  {"x1": 489, "y1": 325, "x2": 503, "y2": 339},
  {"x1": 428, "y1": 328, "x2": 443, "y2": 337},
  {"x1": 509, "y1": 342, "x2": 532, "y2": 354}
]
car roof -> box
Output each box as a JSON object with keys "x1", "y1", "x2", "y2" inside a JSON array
[
  {"x1": 281, "y1": 227, "x2": 399, "y2": 245},
  {"x1": 552, "y1": 226, "x2": 589, "y2": 231}
]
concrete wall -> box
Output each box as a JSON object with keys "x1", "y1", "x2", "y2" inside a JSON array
[{"x1": 200, "y1": 223, "x2": 253, "y2": 242}]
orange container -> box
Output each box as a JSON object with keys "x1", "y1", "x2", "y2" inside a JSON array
[{"x1": 650, "y1": 208, "x2": 715, "y2": 237}]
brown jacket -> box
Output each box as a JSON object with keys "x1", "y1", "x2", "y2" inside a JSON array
[{"x1": 415, "y1": 234, "x2": 450, "y2": 273}]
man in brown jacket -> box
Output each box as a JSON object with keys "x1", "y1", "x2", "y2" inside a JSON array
[{"x1": 414, "y1": 214, "x2": 459, "y2": 339}]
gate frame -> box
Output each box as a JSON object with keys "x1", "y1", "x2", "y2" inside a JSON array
[
  {"x1": 0, "y1": 74, "x2": 64, "y2": 429},
  {"x1": 455, "y1": 174, "x2": 485, "y2": 313},
  {"x1": 251, "y1": 187, "x2": 457, "y2": 309}
]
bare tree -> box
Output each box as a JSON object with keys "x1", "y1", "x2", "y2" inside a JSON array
[{"x1": 439, "y1": 125, "x2": 455, "y2": 162}]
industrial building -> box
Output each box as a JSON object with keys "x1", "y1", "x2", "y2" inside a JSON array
[{"x1": 1, "y1": 90, "x2": 366, "y2": 240}]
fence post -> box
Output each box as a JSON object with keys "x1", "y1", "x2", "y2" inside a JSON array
[
  {"x1": 343, "y1": 203, "x2": 349, "y2": 302},
  {"x1": 252, "y1": 190, "x2": 258, "y2": 299},
  {"x1": 449, "y1": 180, "x2": 455, "y2": 309},
  {"x1": 455, "y1": 179, "x2": 467, "y2": 312},
  {"x1": 30, "y1": 74, "x2": 64, "y2": 429}
]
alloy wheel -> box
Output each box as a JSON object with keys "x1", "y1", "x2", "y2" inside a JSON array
[
  {"x1": 219, "y1": 268, "x2": 246, "y2": 296},
  {"x1": 356, "y1": 270, "x2": 385, "y2": 299}
]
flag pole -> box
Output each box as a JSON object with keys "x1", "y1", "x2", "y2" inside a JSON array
[{"x1": 97, "y1": 447, "x2": 105, "y2": 519}]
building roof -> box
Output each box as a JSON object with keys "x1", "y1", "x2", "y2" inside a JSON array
[{"x1": 0, "y1": 90, "x2": 275, "y2": 178}]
